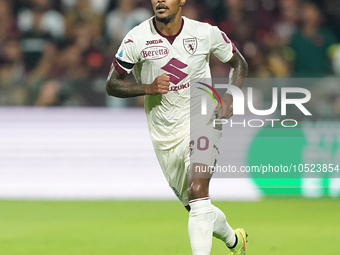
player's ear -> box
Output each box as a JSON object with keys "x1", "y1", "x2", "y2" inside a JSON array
[{"x1": 180, "y1": 0, "x2": 186, "y2": 7}]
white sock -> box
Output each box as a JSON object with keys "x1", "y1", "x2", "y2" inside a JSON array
[
  {"x1": 212, "y1": 205, "x2": 236, "y2": 247},
  {"x1": 188, "y1": 198, "x2": 214, "y2": 255}
]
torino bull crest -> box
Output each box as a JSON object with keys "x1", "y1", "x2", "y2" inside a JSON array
[{"x1": 183, "y1": 38, "x2": 197, "y2": 55}]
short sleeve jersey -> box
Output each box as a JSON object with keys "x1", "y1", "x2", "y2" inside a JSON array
[{"x1": 112, "y1": 16, "x2": 235, "y2": 150}]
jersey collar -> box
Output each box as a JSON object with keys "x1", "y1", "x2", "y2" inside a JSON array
[{"x1": 152, "y1": 17, "x2": 184, "y2": 45}]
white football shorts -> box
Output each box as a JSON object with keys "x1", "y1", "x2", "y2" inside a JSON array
[{"x1": 154, "y1": 128, "x2": 222, "y2": 206}]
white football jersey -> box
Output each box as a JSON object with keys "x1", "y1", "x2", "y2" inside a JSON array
[{"x1": 112, "y1": 16, "x2": 235, "y2": 150}]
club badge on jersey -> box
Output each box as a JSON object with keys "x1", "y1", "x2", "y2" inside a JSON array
[{"x1": 183, "y1": 38, "x2": 197, "y2": 55}]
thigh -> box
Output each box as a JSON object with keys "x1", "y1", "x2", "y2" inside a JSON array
[
  {"x1": 190, "y1": 128, "x2": 222, "y2": 169},
  {"x1": 186, "y1": 128, "x2": 222, "y2": 199}
]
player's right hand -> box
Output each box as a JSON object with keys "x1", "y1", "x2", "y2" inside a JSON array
[{"x1": 145, "y1": 74, "x2": 170, "y2": 95}]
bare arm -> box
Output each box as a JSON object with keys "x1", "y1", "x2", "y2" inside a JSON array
[
  {"x1": 106, "y1": 69, "x2": 145, "y2": 98},
  {"x1": 216, "y1": 49, "x2": 248, "y2": 119},
  {"x1": 227, "y1": 49, "x2": 248, "y2": 90},
  {"x1": 106, "y1": 69, "x2": 170, "y2": 98}
]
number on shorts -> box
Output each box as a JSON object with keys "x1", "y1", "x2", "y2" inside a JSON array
[{"x1": 190, "y1": 136, "x2": 209, "y2": 151}]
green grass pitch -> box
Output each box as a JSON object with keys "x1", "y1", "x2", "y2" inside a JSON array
[{"x1": 0, "y1": 199, "x2": 339, "y2": 254}]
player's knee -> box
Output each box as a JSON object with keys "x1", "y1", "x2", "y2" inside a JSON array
[{"x1": 188, "y1": 181, "x2": 209, "y2": 200}]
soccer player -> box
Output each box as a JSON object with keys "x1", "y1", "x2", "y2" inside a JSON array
[{"x1": 106, "y1": 0, "x2": 249, "y2": 254}]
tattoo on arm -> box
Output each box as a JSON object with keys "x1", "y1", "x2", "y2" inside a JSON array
[
  {"x1": 106, "y1": 69, "x2": 147, "y2": 98},
  {"x1": 227, "y1": 49, "x2": 248, "y2": 90}
]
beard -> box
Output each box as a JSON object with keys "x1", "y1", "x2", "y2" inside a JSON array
[
  {"x1": 155, "y1": 8, "x2": 179, "y2": 25},
  {"x1": 155, "y1": 14, "x2": 174, "y2": 25}
]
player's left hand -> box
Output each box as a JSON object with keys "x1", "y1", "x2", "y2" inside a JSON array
[{"x1": 214, "y1": 94, "x2": 233, "y2": 119}]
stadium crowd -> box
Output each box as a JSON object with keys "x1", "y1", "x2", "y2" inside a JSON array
[{"x1": 0, "y1": 0, "x2": 339, "y2": 108}]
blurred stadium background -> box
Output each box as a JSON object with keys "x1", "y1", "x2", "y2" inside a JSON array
[{"x1": 0, "y1": 0, "x2": 340, "y2": 254}]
